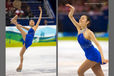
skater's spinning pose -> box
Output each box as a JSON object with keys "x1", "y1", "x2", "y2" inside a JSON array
[
  {"x1": 66, "y1": 4, "x2": 108, "y2": 76},
  {"x1": 11, "y1": 6, "x2": 42, "y2": 72}
]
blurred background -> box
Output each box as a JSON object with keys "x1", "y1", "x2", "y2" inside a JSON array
[
  {"x1": 6, "y1": 0, "x2": 56, "y2": 47},
  {"x1": 58, "y1": 0, "x2": 108, "y2": 40}
]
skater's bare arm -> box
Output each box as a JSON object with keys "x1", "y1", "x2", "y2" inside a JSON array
[
  {"x1": 66, "y1": 4, "x2": 80, "y2": 33},
  {"x1": 89, "y1": 31, "x2": 108, "y2": 64},
  {"x1": 33, "y1": 6, "x2": 42, "y2": 31}
]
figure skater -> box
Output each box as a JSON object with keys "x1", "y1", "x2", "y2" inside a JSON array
[
  {"x1": 66, "y1": 4, "x2": 108, "y2": 76},
  {"x1": 11, "y1": 6, "x2": 42, "y2": 72}
]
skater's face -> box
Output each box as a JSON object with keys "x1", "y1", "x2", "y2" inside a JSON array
[
  {"x1": 29, "y1": 20, "x2": 35, "y2": 27},
  {"x1": 80, "y1": 15, "x2": 87, "y2": 22},
  {"x1": 79, "y1": 15, "x2": 90, "y2": 27}
]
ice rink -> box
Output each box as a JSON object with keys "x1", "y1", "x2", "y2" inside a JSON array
[
  {"x1": 6, "y1": 41, "x2": 109, "y2": 76},
  {"x1": 6, "y1": 46, "x2": 56, "y2": 76},
  {"x1": 58, "y1": 40, "x2": 109, "y2": 76}
]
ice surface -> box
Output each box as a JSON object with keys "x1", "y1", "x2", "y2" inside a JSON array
[
  {"x1": 6, "y1": 46, "x2": 56, "y2": 76},
  {"x1": 58, "y1": 41, "x2": 109, "y2": 76}
]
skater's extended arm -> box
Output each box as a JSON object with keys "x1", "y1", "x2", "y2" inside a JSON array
[
  {"x1": 33, "y1": 6, "x2": 42, "y2": 31},
  {"x1": 66, "y1": 4, "x2": 80, "y2": 33}
]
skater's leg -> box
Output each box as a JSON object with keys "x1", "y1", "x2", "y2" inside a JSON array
[
  {"x1": 77, "y1": 59, "x2": 97, "y2": 76},
  {"x1": 91, "y1": 63, "x2": 104, "y2": 76},
  {"x1": 16, "y1": 44, "x2": 26, "y2": 72},
  {"x1": 11, "y1": 15, "x2": 27, "y2": 40}
]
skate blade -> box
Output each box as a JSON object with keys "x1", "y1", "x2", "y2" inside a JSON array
[{"x1": 16, "y1": 69, "x2": 22, "y2": 72}]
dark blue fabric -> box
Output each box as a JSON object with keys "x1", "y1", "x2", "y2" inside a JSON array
[
  {"x1": 24, "y1": 28, "x2": 35, "y2": 49},
  {"x1": 77, "y1": 33, "x2": 105, "y2": 64}
]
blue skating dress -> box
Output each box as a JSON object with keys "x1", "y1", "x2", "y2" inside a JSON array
[
  {"x1": 24, "y1": 28, "x2": 35, "y2": 49},
  {"x1": 77, "y1": 32, "x2": 105, "y2": 64}
]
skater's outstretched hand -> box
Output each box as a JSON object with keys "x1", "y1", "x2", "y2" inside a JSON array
[
  {"x1": 38, "y1": 6, "x2": 42, "y2": 11},
  {"x1": 65, "y1": 4, "x2": 75, "y2": 10}
]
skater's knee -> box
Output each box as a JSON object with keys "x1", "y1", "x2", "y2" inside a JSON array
[
  {"x1": 16, "y1": 25, "x2": 20, "y2": 28},
  {"x1": 95, "y1": 71, "x2": 104, "y2": 76},
  {"x1": 77, "y1": 68, "x2": 84, "y2": 76},
  {"x1": 20, "y1": 53, "x2": 23, "y2": 57}
]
